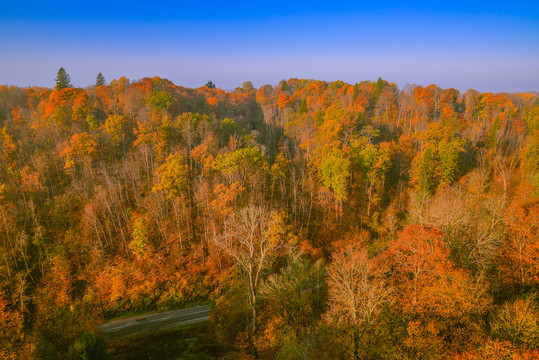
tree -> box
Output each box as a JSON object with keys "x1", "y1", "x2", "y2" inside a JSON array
[
  {"x1": 55, "y1": 67, "x2": 72, "y2": 90},
  {"x1": 129, "y1": 215, "x2": 150, "y2": 260},
  {"x1": 0, "y1": 296, "x2": 25, "y2": 360},
  {"x1": 382, "y1": 225, "x2": 491, "y2": 357},
  {"x1": 68, "y1": 333, "x2": 110, "y2": 360},
  {"x1": 351, "y1": 137, "x2": 393, "y2": 217},
  {"x1": 320, "y1": 148, "x2": 351, "y2": 206},
  {"x1": 205, "y1": 80, "x2": 216, "y2": 89},
  {"x1": 420, "y1": 186, "x2": 505, "y2": 276},
  {"x1": 95, "y1": 73, "x2": 106, "y2": 87},
  {"x1": 152, "y1": 152, "x2": 188, "y2": 199},
  {"x1": 499, "y1": 196, "x2": 539, "y2": 289},
  {"x1": 102, "y1": 114, "x2": 128, "y2": 146},
  {"x1": 491, "y1": 295, "x2": 539, "y2": 348},
  {"x1": 412, "y1": 147, "x2": 436, "y2": 194},
  {"x1": 261, "y1": 252, "x2": 325, "y2": 358},
  {"x1": 212, "y1": 205, "x2": 286, "y2": 354},
  {"x1": 146, "y1": 89, "x2": 171, "y2": 111},
  {"x1": 325, "y1": 246, "x2": 391, "y2": 360},
  {"x1": 242, "y1": 81, "x2": 255, "y2": 93},
  {"x1": 437, "y1": 138, "x2": 464, "y2": 187},
  {"x1": 385, "y1": 226, "x2": 462, "y2": 313},
  {"x1": 219, "y1": 118, "x2": 237, "y2": 145},
  {"x1": 213, "y1": 146, "x2": 267, "y2": 188},
  {"x1": 152, "y1": 152, "x2": 190, "y2": 252},
  {"x1": 177, "y1": 112, "x2": 212, "y2": 168},
  {"x1": 521, "y1": 106, "x2": 539, "y2": 193},
  {"x1": 454, "y1": 337, "x2": 539, "y2": 360},
  {"x1": 60, "y1": 132, "x2": 97, "y2": 174}
]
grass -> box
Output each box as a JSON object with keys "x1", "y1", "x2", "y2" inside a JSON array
[{"x1": 107, "y1": 325, "x2": 225, "y2": 360}]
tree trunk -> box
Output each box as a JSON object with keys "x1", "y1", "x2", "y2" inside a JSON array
[
  {"x1": 249, "y1": 272, "x2": 259, "y2": 358},
  {"x1": 353, "y1": 326, "x2": 360, "y2": 360}
]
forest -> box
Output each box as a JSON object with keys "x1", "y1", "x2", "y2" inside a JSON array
[{"x1": 0, "y1": 71, "x2": 538, "y2": 359}]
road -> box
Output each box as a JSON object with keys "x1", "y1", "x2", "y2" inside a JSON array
[{"x1": 97, "y1": 305, "x2": 211, "y2": 340}]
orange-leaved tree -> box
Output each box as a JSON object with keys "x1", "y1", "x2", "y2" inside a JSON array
[
  {"x1": 383, "y1": 225, "x2": 490, "y2": 357},
  {"x1": 498, "y1": 191, "x2": 539, "y2": 290},
  {"x1": 0, "y1": 295, "x2": 25, "y2": 360}
]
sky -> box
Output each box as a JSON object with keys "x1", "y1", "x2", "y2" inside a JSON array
[{"x1": 1, "y1": 1, "x2": 538, "y2": 92}]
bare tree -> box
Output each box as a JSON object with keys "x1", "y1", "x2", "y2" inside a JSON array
[
  {"x1": 325, "y1": 246, "x2": 391, "y2": 360},
  {"x1": 212, "y1": 205, "x2": 283, "y2": 354},
  {"x1": 422, "y1": 184, "x2": 506, "y2": 275}
]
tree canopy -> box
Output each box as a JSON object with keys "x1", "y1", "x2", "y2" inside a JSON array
[{"x1": 0, "y1": 76, "x2": 538, "y2": 359}]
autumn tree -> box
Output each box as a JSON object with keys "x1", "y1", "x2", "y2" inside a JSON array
[
  {"x1": 411, "y1": 141, "x2": 464, "y2": 195},
  {"x1": 420, "y1": 185, "x2": 505, "y2": 276},
  {"x1": 453, "y1": 337, "x2": 539, "y2": 360},
  {"x1": 320, "y1": 148, "x2": 350, "y2": 213},
  {"x1": 212, "y1": 205, "x2": 287, "y2": 355},
  {"x1": 147, "y1": 89, "x2": 172, "y2": 112},
  {"x1": 153, "y1": 152, "x2": 188, "y2": 198},
  {"x1": 219, "y1": 118, "x2": 237, "y2": 145},
  {"x1": 129, "y1": 215, "x2": 150, "y2": 259},
  {"x1": 0, "y1": 126, "x2": 16, "y2": 173},
  {"x1": 499, "y1": 194, "x2": 539, "y2": 290},
  {"x1": 521, "y1": 105, "x2": 539, "y2": 193},
  {"x1": 0, "y1": 295, "x2": 25, "y2": 360},
  {"x1": 325, "y1": 246, "x2": 391, "y2": 360},
  {"x1": 242, "y1": 81, "x2": 255, "y2": 94},
  {"x1": 177, "y1": 112, "x2": 212, "y2": 169},
  {"x1": 351, "y1": 136, "x2": 393, "y2": 218},
  {"x1": 102, "y1": 113, "x2": 129, "y2": 148},
  {"x1": 491, "y1": 295, "x2": 539, "y2": 348},
  {"x1": 60, "y1": 132, "x2": 97, "y2": 175},
  {"x1": 261, "y1": 252, "x2": 325, "y2": 358},
  {"x1": 213, "y1": 146, "x2": 268, "y2": 190},
  {"x1": 270, "y1": 151, "x2": 289, "y2": 202},
  {"x1": 151, "y1": 152, "x2": 190, "y2": 252},
  {"x1": 383, "y1": 225, "x2": 491, "y2": 357}
]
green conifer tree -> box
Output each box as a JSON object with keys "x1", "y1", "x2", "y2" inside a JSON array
[
  {"x1": 55, "y1": 67, "x2": 72, "y2": 90},
  {"x1": 96, "y1": 72, "x2": 106, "y2": 86}
]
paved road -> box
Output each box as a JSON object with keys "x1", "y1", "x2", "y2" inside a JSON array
[{"x1": 98, "y1": 305, "x2": 211, "y2": 340}]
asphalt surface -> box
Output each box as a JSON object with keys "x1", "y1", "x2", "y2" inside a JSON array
[{"x1": 97, "y1": 305, "x2": 211, "y2": 340}]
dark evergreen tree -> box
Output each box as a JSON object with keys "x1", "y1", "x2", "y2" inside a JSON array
[
  {"x1": 96, "y1": 72, "x2": 106, "y2": 86},
  {"x1": 55, "y1": 67, "x2": 72, "y2": 90},
  {"x1": 205, "y1": 80, "x2": 216, "y2": 89}
]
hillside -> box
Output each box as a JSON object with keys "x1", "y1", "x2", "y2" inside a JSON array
[{"x1": 0, "y1": 76, "x2": 538, "y2": 359}]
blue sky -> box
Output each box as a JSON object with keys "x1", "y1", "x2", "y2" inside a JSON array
[{"x1": 1, "y1": 1, "x2": 538, "y2": 92}]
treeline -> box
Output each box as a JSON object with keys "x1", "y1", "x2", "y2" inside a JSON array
[{"x1": 0, "y1": 75, "x2": 538, "y2": 359}]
